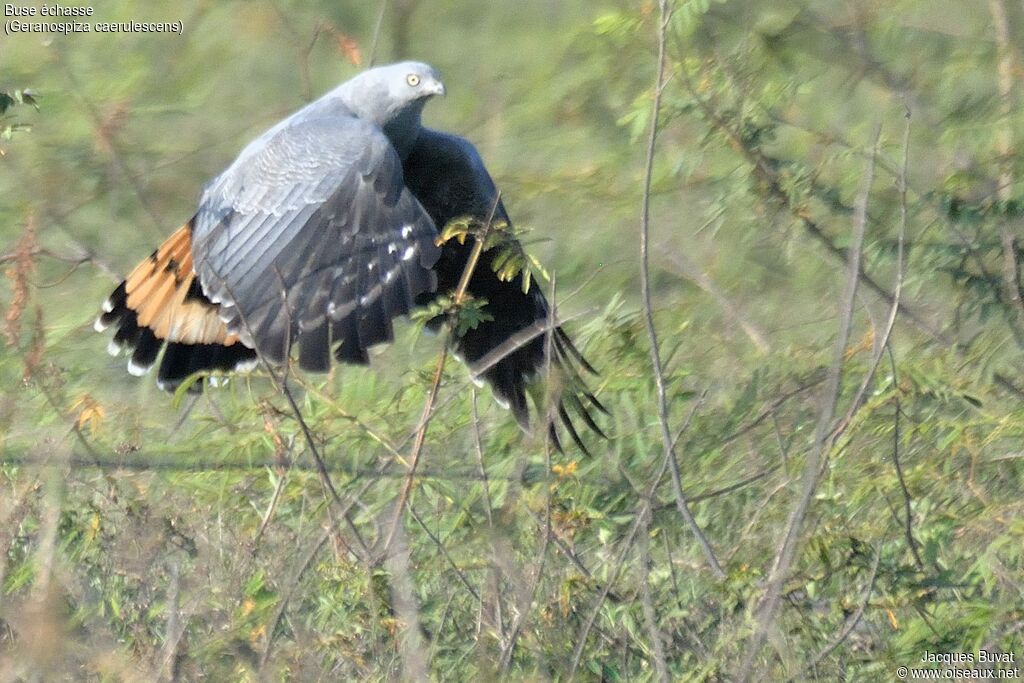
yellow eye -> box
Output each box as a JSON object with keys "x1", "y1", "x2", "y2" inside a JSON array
[{"x1": 406, "y1": 74, "x2": 421, "y2": 87}]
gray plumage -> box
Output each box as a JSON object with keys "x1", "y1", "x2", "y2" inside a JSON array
[
  {"x1": 96, "y1": 61, "x2": 606, "y2": 452},
  {"x1": 191, "y1": 62, "x2": 445, "y2": 369}
]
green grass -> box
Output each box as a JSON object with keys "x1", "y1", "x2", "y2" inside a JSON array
[{"x1": 2, "y1": 0, "x2": 1024, "y2": 680}]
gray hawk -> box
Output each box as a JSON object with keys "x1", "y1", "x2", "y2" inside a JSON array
[{"x1": 95, "y1": 61, "x2": 606, "y2": 452}]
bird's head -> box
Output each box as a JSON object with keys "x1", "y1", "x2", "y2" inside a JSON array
[
  {"x1": 342, "y1": 61, "x2": 445, "y2": 125},
  {"x1": 336, "y1": 61, "x2": 444, "y2": 159}
]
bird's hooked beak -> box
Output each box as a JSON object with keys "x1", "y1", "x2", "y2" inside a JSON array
[{"x1": 426, "y1": 78, "x2": 446, "y2": 97}]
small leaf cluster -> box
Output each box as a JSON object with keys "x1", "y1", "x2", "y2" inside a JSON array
[{"x1": 438, "y1": 215, "x2": 550, "y2": 294}]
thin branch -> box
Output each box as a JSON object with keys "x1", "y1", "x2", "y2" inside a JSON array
[
  {"x1": 737, "y1": 124, "x2": 881, "y2": 682},
  {"x1": 657, "y1": 243, "x2": 771, "y2": 353},
  {"x1": 381, "y1": 195, "x2": 501, "y2": 557},
  {"x1": 988, "y1": 0, "x2": 1024, "y2": 327},
  {"x1": 638, "y1": 507, "x2": 670, "y2": 683},
  {"x1": 380, "y1": 343, "x2": 448, "y2": 556},
  {"x1": 408, "y1": 503, "x2": 481, "y2": 602},
  {"x1": 214, "y1": 273, "x2": 362, "y2": 563},
  {"x1": 54, "y1": 50, "x2": 165, "y2": 238},
  {"x1": 368, "y1": 0, "x2": 390, "y2": 67},
  {"x1": 259, "y1": 523, "x2": 339, "y2": 669},
  {"x1": 831, "y1": 112, "x2": 910, "y2": 439},
  {"x1": 652, "y1": 464, "x2": 780, "y2": 512},
  {"x1": 467, "y1": 308, "x2": 595, "y2": 380},
  {"x1": 886, "y1": 344, "x2": 923, "y2": 569},
  {"x1": 790, "y1": 546, "x2": 882, "y2": 679},
  {"x1": 498, "y1": 269, "x2": 558, "y2": 673},
  {"x1": 567, "y1": 495, "x2": 649, "y2": 680},
  {"x1": 638, "y1": 0, "x2": 725, "y2": 580},
  {"x1": 889, "y1": 116, "x2": 924, "y2": 571},
  {"x1": 471, "y1": 389, "x2": 507, "y2": 648},
  {"x1": 566, "y1": 391, "x2": 706, "y2": 679},
  {"x1": 682, "y1": 70, "x2": 949, "y2": 347}
]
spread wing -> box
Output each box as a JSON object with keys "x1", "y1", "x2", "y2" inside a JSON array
[
  {"x1": 403, "y1": 129, "x2": 607, "y2": 453},
  {"x1": 191, "y1": 113, "x2": 440, "y2": 371}
]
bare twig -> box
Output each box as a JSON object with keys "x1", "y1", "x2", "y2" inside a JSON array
[
  {"x1": 259, "y1": 526, "x2": 332, "y2": 670},
  {"x1": 380, "y1": 343, "x2": 448, "y2": 555},
  {"x1": 682, "y1": 70, "x2": 948, "y2": 346},
  {"x1": 652, "y1": 464, "x2": 780, "y2": 512},
  {"x1": 214, "y1": 274, "x2": 362, "y2": 563},
  {"x1": 567, "y1": 497, "x2": 648, "y2": 680},
  {"x1": 886, "y1": 344, "x2": 923, "y2": 569},
  {"x1": 737, "y1": 124, "x2": 881, "y2": 681},
  {"x1": 496, "y1": 523, "x2": 550, "y2": 674},
  {"x1": 889, "y1": 116, "x2": 924, "y2": 570},
  {"x1": 790, "y1": 545, "x2": 882, "y2": 679},
  {"x1": 988, "y1": 0, "x2": 1024, "y2": 326},
  {"x1": 408, "y1": 504, "x2": 481, "y2": 602},
  {"x1": 471, "y1": 389, "x2": 507, "y2": 646},
  {"x1": 832, "y1": 112, "x2": 910, "y2": 438},
  {"x1": 468, "y1": 308, "x2": 594, "y2": 380},
  {"x1": 638, "y1": 507, "x2": 670, "y2": 683},
  {"x1": 382, "y1": 194, "x2": 501, "y2": 556},
  {"x1": 368, "y1": 0, "x2": 390, "y2": 67},
  {"x1": 497, "y1": 270, "x2": 558, "y2": 673},
  {"x1": 658, "y1": 243, "x2": 771, "y2": 353},
  {"x1": 639, "y1": 0, "x2": 725, "y2": 579},
  {"x1": 566, "y1": 392, "x2": 706, "y2": 679}
]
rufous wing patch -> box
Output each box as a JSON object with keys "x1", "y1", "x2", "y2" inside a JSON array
[{"x1": 124, "y1": 225, "x2": 240, "y2": 346}]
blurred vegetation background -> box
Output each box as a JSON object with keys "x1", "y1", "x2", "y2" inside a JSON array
[{"x1": 2, "y1": 0, "x2": 1024, "y2": 680}]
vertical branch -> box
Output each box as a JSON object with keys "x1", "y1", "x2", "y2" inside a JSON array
[
  {"x1": 382, "y1": 194, "x2": 500, "y2": 556},
  {"x1": 737, "y1": 125, "x2": 881, "y2": 681},
  {"x1": 381, "y1": 343, "x2": 448, "y2": 556},
  {"x1": 638, "y1": 507, "x2": 670, "y2": 683},
  {"x1": 890, "y1": 114, "x2": 924, "y2": 570},
  {"x1": 471, "y1": 389, "x2": 507, "y2": 648},
  {"x1": 988, "y1": 0, "x2": 1024, "y2": 324},
  {"x1": 386, "y1": 520, "x2": 430, "y2": 682},
  {"x1": 788, "y1": 545, "x2": 883, "y2": 680},
  {"x1": 498, "y1": 269, "x2": 557, "y2": 673},
  {"x1": 566, "y1": 393, "x2": 706, "y2": 680},
  {"x1": 639, "y1": 0, "x2": 725, "y2": 579},
  {"x1": 368, "y1": 0, "x2": 390, "y2": 66}
]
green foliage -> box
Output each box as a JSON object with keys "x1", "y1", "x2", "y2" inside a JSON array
[
  {"x1": 412, "y1": 291, "x2": 494, "y2": 337},
  {"x1": 439, "y1": 215, "x2": 551, "y2": 294},
  {"x1": 2, "y1": 0, "x2": 1024, "y2": 680}
]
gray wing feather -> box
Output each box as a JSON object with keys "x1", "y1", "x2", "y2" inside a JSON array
[{"x1": 192, "y1": 114, "x2": 439, "y2": 369}]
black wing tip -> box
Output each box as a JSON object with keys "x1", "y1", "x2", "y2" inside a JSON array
[
  {"x1": 470, "y1": 324, "x2": 607, "y2": 455},
  {"x1": 555, "y1": 327, "x2": 599, "y2": 376}
]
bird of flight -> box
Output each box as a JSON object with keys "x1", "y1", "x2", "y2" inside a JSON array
[{"x1": 95, "y1": 61, "x2": 606, "y2": 452}]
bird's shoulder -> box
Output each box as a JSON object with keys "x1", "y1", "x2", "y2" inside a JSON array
[{"x1": 195, "y1": 107, "x2": 403, "y2": 226}]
